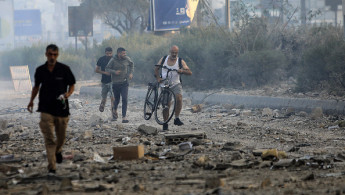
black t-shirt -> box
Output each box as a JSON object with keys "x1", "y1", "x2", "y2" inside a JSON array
[
  {"x1": 96, "y1": 55, "x2": 112, "y2": 83},
  {"x1": 34, "y1": 62, "x2": 76, "y2": 117}
]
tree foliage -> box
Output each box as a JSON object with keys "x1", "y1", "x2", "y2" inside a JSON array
[{"x1": 80, "y1": 0, "x2": 149, "y2": 35}]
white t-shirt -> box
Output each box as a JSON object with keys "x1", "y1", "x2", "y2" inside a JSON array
[{"x1": 160, "y1": 55, "x2": 180, "y2": 87}]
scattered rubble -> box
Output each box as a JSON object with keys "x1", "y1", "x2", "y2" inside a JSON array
[{"x1": 0, "y1": 93, "x2": 344, "y2": 194}]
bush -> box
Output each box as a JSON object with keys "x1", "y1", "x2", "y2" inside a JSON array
[
  {"x1": 295, "y1": 25, "x2": 345, "y2": 92},
  {"x1": 226, "y1": 50, "x2": 286, "y2": 88},
  {"x1": 0, "y1": 45, "x2": 45, "y2": 80},
  {"x1": 98, "y1": 33, "x2": 169, "y2": 85},
  {"x1": 58, "y1": 52, "x2": 93, "y2": 81},
  {"x1": 1, "y1": 24, "x2": 344, "y2": 96}
]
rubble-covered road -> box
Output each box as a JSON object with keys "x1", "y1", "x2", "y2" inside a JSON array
[{"x1": 0, "y1": 92, "x2": 345, "y2": 195}]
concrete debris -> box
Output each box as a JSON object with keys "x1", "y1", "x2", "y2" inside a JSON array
[
  {"x1": 137, "y1": 124, "x2": 158, "y2": 136},
  {"x1": 285, "y1": 107, "x2": 295, "y2": 116},
  {"x1": 241, "y1": 110, "x2": 252, "y2": 116},
  {"x1": 69, "y1": 99, "x2": 83, "y2": 109},
  {"x1": 0, "y1": 133, "x2": 9, "y2": 141},
  {"x1": 230, "y1": 159, "x2": 255, "y2": 169},
  {"x1": 0, "y1": 94, "x2": 344, "y2": 194},
  {"x1": 222, "y1": 141, "x2": 242, "y2": 151},
  {"x1": 0, "y1": 119, "x2": 8, "y2": 130},
  {"x1": 93, "y1": 152, "x2": 106, "y2": 163},
  {"x1": 205, "y1": 177, "x2": 225, "y2": 188},
  {"x1": 262, "y1": 108, "x2": 273, "y2": 116},
  {"x1": 311, "y1": 107, "x2": 323, "y2": 119},
  {"x1": 272, "y1": 159, "x2": 295, "y2": 168},
  {"x1": 298, "y1": 111, "x2": 308, "y2": 117},
  {"x1": 261, "y1": 149, "x2": 287, "y2": 160},
  {"x1": 165, "y1": 132, "x2": 206, "y2": 145},
  {"x1": 88, "y1": 114, "x2": 103, "y2": 127},
  {"x1": 178, "y1": 142, "x2": 193, "y2": 151},
  {"x1": 191, "y1": 104, "x2": 203, "y2": 113},
  {"x1": 338, "y1": 120, "x2": 345, "y2": 127}
]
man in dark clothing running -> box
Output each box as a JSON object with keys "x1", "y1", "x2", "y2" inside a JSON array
[
  {"x1": 95, "y1": 47, "x2": 117, "y2": 120},
  {"x1": 27, "y1": 44, "x2": 76, "y2": 173},
  {"x1": 105, "y1": 47, "x2": 134, "y2": 123}
]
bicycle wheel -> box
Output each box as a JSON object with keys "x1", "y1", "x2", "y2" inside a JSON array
[
  {"x1": 154, "y1": 88, "x2": 176, "y2": 125},
  {"x1": 143, "y1": 86, "x2": 155, "y2": 120}
]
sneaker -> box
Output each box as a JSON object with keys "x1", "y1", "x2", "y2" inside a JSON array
[
  {"x1": 174, "y1": 118, "x2": 184, "y2": 126},
  {"x1": 48, "y1": 169, "x2": 56, "y2": 174},
  {"x1": 122, "y1": 117, "x2": 129, "y2": 123},
  {"x1": 112, "y1": 108, "x2": 118, "y2": 120},
  {"x1": 56, "y1": 152, "x2": 63, "y2": 164},
  {"x1": 163, "y1": 123, "x2": 168, "y2": 131},
  {"x1": 99, "y1": 102, "x2": 105, "y2": 112}
]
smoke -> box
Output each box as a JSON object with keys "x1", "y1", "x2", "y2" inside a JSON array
[{"x1": 212, "y1": 0, "x2": 225, "y2": 9}]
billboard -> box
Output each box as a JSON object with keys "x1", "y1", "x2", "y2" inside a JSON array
[
  {"x1": 68, "y1": 6, "x2": 93, "y2": 37},
  {"x1": 0, "y1": 0, "x2": 14, "y2": 51},
  {"x1": 14, "y1": 9, "x2": 42, "y2": 36},
  {"x1": 149, "y1": 0, "x2": 199, "y2": 31}
]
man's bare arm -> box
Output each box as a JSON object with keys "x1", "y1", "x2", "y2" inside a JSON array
[
  {"x1": 95, "y1": 66, "x2": 109, "y2": 75},
  {"x1": 179, "y1": 60, "x2": 192, "y2": 75},
  {"x1": 65, "y1": 84, "x2": 75, "y2": 98},
  {"x1": 27, "y1": 86, "x2": 39, "y2": 113}
]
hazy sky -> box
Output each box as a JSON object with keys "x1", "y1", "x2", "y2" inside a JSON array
[{"x1": 212, "y1": 0, "x2": 225, "y2": 9}]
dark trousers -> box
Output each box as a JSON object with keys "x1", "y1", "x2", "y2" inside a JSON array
[{"x1": 112, "y1": 82, "x2": 129, "y2": 118}]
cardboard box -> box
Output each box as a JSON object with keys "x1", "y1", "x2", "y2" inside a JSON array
[{"x1": 113, "y1": 145, "x2": 144, "y2": 160}]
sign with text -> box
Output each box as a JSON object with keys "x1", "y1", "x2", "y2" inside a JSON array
[
  {"x1": 0, "y1": 0, "x2": 14, "y2": 51},
  {"x1": 149, "y1": 0, "x2": 199, "y2": 31},
  {"x1": 10, "y1": 65, "x2": 32, "y2": 92},
  {"x1": 14, "y1": 9, "x2": 42, "y2": 36}
]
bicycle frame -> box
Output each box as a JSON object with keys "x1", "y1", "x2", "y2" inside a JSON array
[
  {"x1": 149, "y1": 82, "x2": 159, "y2": 110},
  {"x1": 144, "y1": 65, "x2": 178, "y2": 124}
]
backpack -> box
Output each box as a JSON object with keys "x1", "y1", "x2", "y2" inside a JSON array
[{"x1": 160, "y1": 55, "x2": 183, "y2": 83}]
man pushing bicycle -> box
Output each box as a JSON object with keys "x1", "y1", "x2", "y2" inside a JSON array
[{"x1": 154, "y1": 45, "x2": 192, "y2": 131}]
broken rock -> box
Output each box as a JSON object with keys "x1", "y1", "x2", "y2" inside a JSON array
[
  {"x1": 311, "y1": 107, "x2": 323, "y2": 119},
  {"x1": 191, "y1": 104, "x2": 203, "y2": 113},
  {"x1": 137, "y1": 124, "x2": 158, "y2": 136},
  {"x1": 0, "y1": 134, "x2": 9, "y2": 142},
  {"x1": 205, "y1": 177, "x2": 225, "y2": 189},
  {"x1": 0, "y1": 119, "x2": 8, "y2": 130}
]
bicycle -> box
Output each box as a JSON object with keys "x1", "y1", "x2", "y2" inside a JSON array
[{"x1": 144, "y1": 65, "x2": 177, "y2": 125}]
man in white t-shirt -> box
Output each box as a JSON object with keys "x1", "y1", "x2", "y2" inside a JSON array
[{"x1": 155, "y1": 45, "x2": 192, "y2": 131}]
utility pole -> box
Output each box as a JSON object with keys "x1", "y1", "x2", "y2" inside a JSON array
[
  {"x1": 301, "y1": 0, "x2": 306, "y2": 26},
  {"x1": 343, "y1": 0, "x2": 345, "y2": 39},
  {"x1": 226, "y1": 0, "x2": 230, "y2": 30}
]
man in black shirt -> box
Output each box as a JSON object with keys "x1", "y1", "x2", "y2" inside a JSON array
[
  {"x1": 95, "y1": 47, "x2": 117, "y2": 120},
  {"x1": 27, "y1": 44, "x2": 76, "y2": 174}
]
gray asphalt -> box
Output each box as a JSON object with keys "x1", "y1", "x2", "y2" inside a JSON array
[{"x1": 80, "y1": 86, "x2": 345, "y2": 115}]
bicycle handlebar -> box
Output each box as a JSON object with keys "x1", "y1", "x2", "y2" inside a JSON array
[
  {"x1": 155, "y1": 64, "x2": 179, "y2": 72},
  {"x1": 155, "y1": 65, "x2": 179, "y2": 86}
]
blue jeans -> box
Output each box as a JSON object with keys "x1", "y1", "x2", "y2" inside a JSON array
[{"x1": 112, "y1": 82, "x2": 129, "y2": 118}]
